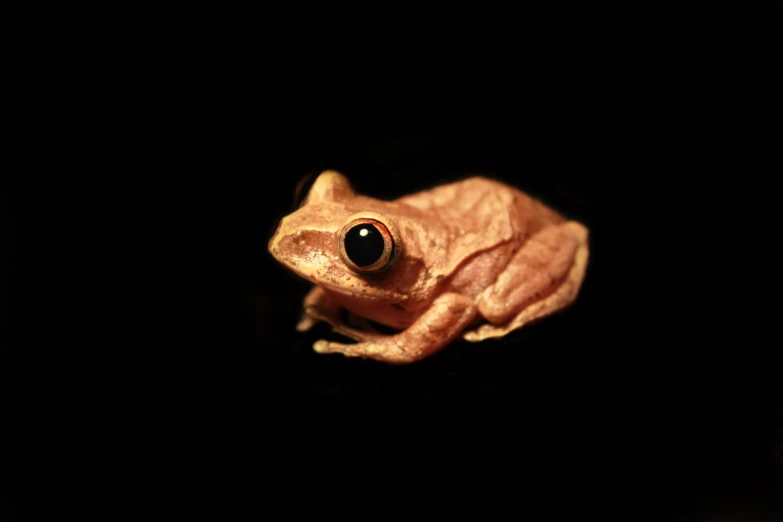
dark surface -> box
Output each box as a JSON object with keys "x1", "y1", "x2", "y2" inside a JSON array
[{"x1": 5, "y1": 4, "x2": 783, "y2": 521}]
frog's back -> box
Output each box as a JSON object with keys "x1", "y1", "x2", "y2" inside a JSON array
[
  {"x1": 389, "y1": 176, "x2": 565, "y2": 281},
  {"x1": 395, "y1": 176, "x2": 564, "y2": 234}
]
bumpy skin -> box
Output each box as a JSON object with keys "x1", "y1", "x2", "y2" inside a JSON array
[{"x1": 268, "y1": 170, "x2": 589, "y2": 364}]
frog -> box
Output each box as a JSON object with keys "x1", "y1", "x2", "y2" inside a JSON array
[{"x1": 268, "y1": 170, "x2": 589, "y2": 365}]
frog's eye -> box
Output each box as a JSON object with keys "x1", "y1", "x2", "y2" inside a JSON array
[{"x1": 338, "y1": 217, "x2": 399, "y2": 274}]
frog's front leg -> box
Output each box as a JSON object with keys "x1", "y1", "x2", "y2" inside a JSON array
[
  {"x1": 296, "y1": 286, "x2": 386, "y2": 342},
  {"x1": 464, "y1": 221, "x2": 589, "y2": 342},
  {"x1": 296, "y1": 286, "x2": 339, "y2": 332},
  {"x1": 313, "y1": 293, "x2": 477, "y2": 364}
]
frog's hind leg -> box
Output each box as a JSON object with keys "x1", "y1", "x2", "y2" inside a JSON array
[{"x1": 463, "y1": 221, "x2": 589, "y2": 342}]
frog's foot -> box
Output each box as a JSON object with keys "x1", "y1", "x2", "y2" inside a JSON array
[
  {"x1": 463, "y1": 235, "x2": 589, "y2": 342},
  {"x1": 313, "y1": 293, "x2": 477, "y2": 364},
  {"x1": 313, "y1": 338, "x2": 408, "y2": 362}
]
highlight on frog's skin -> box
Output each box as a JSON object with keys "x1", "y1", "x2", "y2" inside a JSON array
[{"x1": 338, "y1": 212, "x2": 401, "y2": 274}]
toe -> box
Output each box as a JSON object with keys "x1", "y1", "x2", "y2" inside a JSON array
[{"x1": 313, "y1": 340, "x2": 330, "y2": 353}]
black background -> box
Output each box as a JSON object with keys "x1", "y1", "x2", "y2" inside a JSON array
[{"x1": 5, "y1": 4, "x2": 783, "y2": 521}]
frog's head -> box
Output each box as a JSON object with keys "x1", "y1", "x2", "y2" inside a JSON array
[{"x1": 269, "y1": 171, "x2": 417, "y2": 302}]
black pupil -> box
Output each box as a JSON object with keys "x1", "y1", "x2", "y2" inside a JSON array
[{"x1": 344, "y1": 224, "x2": 385, "y2": 267}]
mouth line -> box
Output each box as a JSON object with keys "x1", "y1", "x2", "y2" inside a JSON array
[
  {"x1": 270, "y1": 247, "x2": 407, "y2": 302},
  {"x1": 282, "y1": 264, "x2": 401, "y2": 301}
]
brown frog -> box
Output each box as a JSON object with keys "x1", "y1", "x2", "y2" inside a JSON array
[{"x1": 268, "y1": 170, "x2": 589, "y2": 364}]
